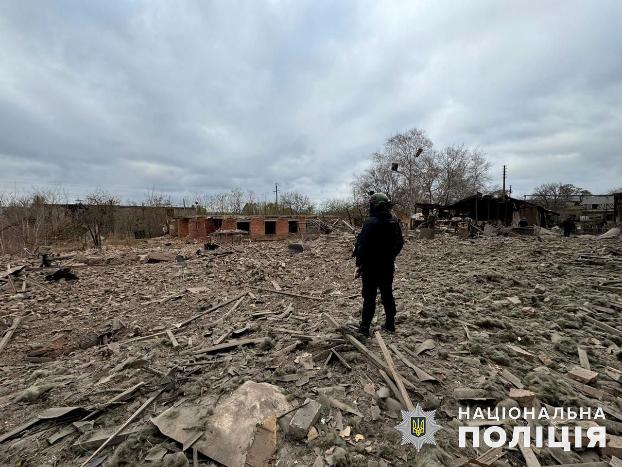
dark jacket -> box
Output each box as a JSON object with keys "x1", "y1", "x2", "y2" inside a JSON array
[{"x1": 353, "y1": 210, "x2": 404, "y2": 269}]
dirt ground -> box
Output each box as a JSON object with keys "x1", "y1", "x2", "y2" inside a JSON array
[{"x1": 1, "y1": 231, "x2": 621, "y2": 466}]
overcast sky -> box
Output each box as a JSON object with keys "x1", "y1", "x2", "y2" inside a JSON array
[{"x1": 1, "y1": 1, "x2": 621, "y2": 204}]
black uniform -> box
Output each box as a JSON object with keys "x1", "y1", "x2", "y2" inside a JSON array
[
  {"x1": 561, "y1": 218, "x2": 575, "y2": 237},
  {"x1": 354, "y1": 209, "x2": 404, "y2": 332}
]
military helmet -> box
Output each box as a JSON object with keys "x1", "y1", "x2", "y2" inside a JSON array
[{"x1": 369, "y1": 192, "x2": 392, "y2": 210}]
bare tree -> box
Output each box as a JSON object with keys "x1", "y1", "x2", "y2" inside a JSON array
[
  {"x1": 228, "y1": 188, "x2": 244, "y2": 214},
  {"x1": 280, "y1": 191, "x2": 315, "y2": 214},
  {"x1": 530, "y1": 183, "x2": 590, "y2": 210},
  {"x1": 78, "y1": 190, "x2": 120, "y2": 248},
  {"x1": 352, "y1": 127, "x2": 491, "y2": 210},
  {"x1": 436, "y1": 145, "x2": 490, "y2": 205},
  {"x1": 144, "y1": 190, "x2": 172, "y2": 207}
]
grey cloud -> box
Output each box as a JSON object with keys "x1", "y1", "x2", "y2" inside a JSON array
[{"x1": 0, "y1": 0, "x2": 621, "y2": 203}]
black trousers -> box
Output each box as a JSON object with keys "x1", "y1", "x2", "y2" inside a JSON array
[{"x1": 361, "y1": 265, "x2": 396, "y2": 328}]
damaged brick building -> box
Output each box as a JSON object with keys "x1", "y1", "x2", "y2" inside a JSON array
[{"x1": 176, "y1": 215, "x2": 315, "y2": 241}]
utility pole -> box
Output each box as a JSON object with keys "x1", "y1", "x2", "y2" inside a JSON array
[
  {"x1": 502, "y1": 165, "x2": 507, "y2": 198},
  {"x1": 502, "y1": 165, "x2": 508, "y2": 225},
  {"x1": 274, "y1": 183, "x2": 279, "y2": 206}
]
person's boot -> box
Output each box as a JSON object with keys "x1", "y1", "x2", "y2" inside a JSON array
[
  {"x1": 382, "y1": 316, "x2": 395, "y2": 332},
  {"x1": 357, "y1": 323, "x2": 370, "y2": 338}
]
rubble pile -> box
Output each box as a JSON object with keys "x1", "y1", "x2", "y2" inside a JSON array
[{"x1": 1, "y1": 232, "x2": 621, "y2": 466}]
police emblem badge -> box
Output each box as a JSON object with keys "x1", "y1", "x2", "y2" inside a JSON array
[{"x1": 395, "y1": 404, "x2": 441, "y2": 451}]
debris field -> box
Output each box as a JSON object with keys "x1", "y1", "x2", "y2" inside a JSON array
[{"x1": 1, "y1": 232, "x2": 622, "y2": 466}]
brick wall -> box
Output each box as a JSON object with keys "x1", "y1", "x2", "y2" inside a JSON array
[
  {"x1": 188, "y1": 219, "x2": 198, "y2": 238},
  {"x1": 221, "y1": 218, "x2": 237, "y2": 230},
  {"x1": 276, "y1": 219, "x2": 289, "y2": 237},
  {"x1": 178, "y1": 216, "x2": 311, "y2": 240},
  {"x1": 177, "y1": 219, "x2": 189, "y2": 237},
  {"x1": 205, "y1": 218, "x2": 217, "y2": 235}
]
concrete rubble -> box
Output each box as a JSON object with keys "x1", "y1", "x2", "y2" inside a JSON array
[{"x1": 0, "y1": 231, "x2": 621, "y2": 465}]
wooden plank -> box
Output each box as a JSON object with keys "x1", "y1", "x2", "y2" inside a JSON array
[
  {"x1": 518, "y1": 444, "x2": 541, "y2": 467},
  {"x1": 378, "y1": 369, "x2": 406, "y2": 408},
  {"x1": 582, "y1": 312, "x2": 622, "y2": 338},
  {"x1": 330, "y1": 348, "x2": 352, "y2": 371},
  {"x1": 541, "y1": 463, "x2": 608, "y2": 467},
  {"x1": 467, "y1": 447, "x2": 505, "y2": 465},
  {"x1": 213, "y1": 329, "x2": 231, "y2": 346},
  {"x1": 500, "y1": 369, "x2": 524, "y2": 389},
  {"x1": 256, "y1": 287, "x2": 322, "y2": 301},
  {"x1": 341, "y1": 219, "x2": 356, "y2": 233},
  {"x1": 562, "y1": 376, "x2": 605, "y2": 400},
  {"x1": 192, "y1": 337, "x2": 270, "y2": 355},
  {"x1": 578, "y1": 347, "x2": 591, "y2": 371},
  {"x1": 119, "y1": 329, "x2": 170, "y2": 345},
  {"x1": 6, "y1": 275, "x2": 17, "y2": 293},
  {"x1": 389, "y1": 343, "x2": 438, "y2": 383},
  {"x1": 166, "y1": 330, "x2": 179, "y2": 348},
  {"x1": 82, "y1": 382, "x2": 145, "y2": 421},
  {"x1": 176, "y1": 292, "x2": 247, "y2": 328},
  {"x1": 0, "y1": 316, "x2": 22, "y2": 354},
  {"x1": 202, "y1": 296, "x2": 245, "y2": 331},
  {"x1": 606, "y1": 367, "x2": 622, "y2": 382},
  {"x1": 79, "y1": 390, "x2": 163, "y2": 467},
  {"x1": 120, "y1": 294, "x2": 245, "y2": 345},
  {"x1": 319, "y1": 396, "x2": 363, "y2": 417},
  {"x1": 604, "y1": 405, "x2": 622, "y2": 422},
  {"x1": 322, "y1": 313, "x2": 417, "y2": 390},
  {"x1": 374, "y1": 332, "x2": 414, "y2": 411},
  {"x1": 24, "y1": 277, "x2": 62, "y2": 297}
]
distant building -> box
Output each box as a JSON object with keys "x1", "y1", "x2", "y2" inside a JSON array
[
  {"x1": 175, "y1": 215, "x2": 327, "y2": 241},
  {"x1": 615, "y1": 193, "x2": 622, "y2": 224},
  {"x1": 415, "y1": 194, "x2": 558, "y2": 227}
]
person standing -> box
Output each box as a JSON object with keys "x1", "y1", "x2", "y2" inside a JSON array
[
  {"x1": 353, "y1": 193, "x2": 404, "y2": 337},
  {"x1": 561, "y1": 216, "x2": 576, "y2": 237}
]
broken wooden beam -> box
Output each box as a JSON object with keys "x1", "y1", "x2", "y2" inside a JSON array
[
  {"x1": 500, "y1": 369, "x2": 524, "y2": 389},
  {"x1": 166, "y1": 330, "x2": 179, "y2": 348},
  {"x1": 578, "y1": 346, "x2": 591, "y2": 371},
  {"x1": 581, "y1": 311, "x2": 622, "y2": 338},
  {"x1": 24, "y1": 276, "x2": 61, "y2": 297},
  {"x1": 389, "y1": 343, "x2": 438, "y2": 383},
  {"x1": 322, "y1": 313, "x2": 418, "y2": 390},
  {"x1": 119, "y1": 294, "x2": 246, "y2": 346},
  {"x1": 6, "y1": 275, "x2": 17, "y2": 293},
  {"x1": 0, "y1": 316, "x2": 22, "y2": 354},
  {"x1": 82, "y1": 382, "x2": 145, "y2": 421},
  {"x1": 330, "y1": 348, "x2": 352, "y2": 371},
  {"x1": 192, "y1": 337, "x2": 270, "y2": 355},
  {"x1": 256, "y1": 287, "x2": 322, "y2": 301},
  {"x1": 176, "y1": 292, "x2": 248, "y2": 328},
  {"x1": 79, "y1": 389, "x2": 164, "y2": 467},
  {"x1": 375, "y1": 332, "x2": 414, "y2": 411},
  {"x1": 518, "y1": 443, "x2": 541, "y2": 467},
  {"x1": 378, "y1": 368, "x2": 407, "y2": 408}
]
